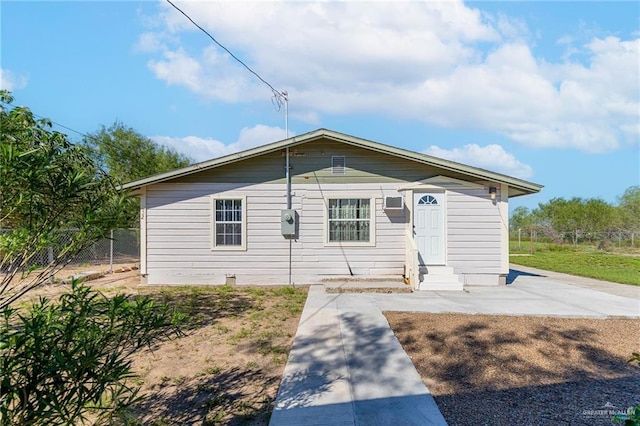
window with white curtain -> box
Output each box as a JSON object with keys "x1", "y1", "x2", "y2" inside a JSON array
[{"x1": 327, "y1": 198, "x2": 371, "y2": 242}]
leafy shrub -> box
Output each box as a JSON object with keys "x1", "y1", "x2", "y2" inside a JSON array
[
  {"x1": 612, "y1": 353, "x2": 640, "y2": 426},
  {"x1": 613, "y1": 405, "x2": 640, "y2": 425},
  {"x1": 0, "y1": 280, "x2": 185, "y2": 425}
]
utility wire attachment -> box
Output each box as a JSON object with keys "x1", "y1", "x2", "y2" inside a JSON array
[{"x1": 165, "y1": 0, "x2": 287, "y2": 102}]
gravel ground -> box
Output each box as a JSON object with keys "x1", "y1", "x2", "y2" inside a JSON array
[{"x1": 386, "y1": 313, "x2": 640, "y2": 426}]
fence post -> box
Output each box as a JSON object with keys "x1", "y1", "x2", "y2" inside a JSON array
[
  {"x1": 530, "y1": 228, "x2": 534, "y2": 255},
  {"x1": 109, "y1": 229, "x2": 114, "y2": 274},
  {"x1": 518, "y1": 228, "x2": 522, "y2": 250},
  {"x1": 632, "y1": 232, "x2": 635, "y2": 248},
  {"x1": 619, "y1": 232, "x2": 622, "y2": 248},
  {"x1": 48, "y1": 246, "x2": 54, "y2": 284}
]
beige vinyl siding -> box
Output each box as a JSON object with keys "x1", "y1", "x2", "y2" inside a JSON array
[
  {"x1": 144, "y1": 182, "x2": 406, "y2": 285},
  {"x1": 446, "y1": 189, "x2": 502, "y2": 275},
  {"x1": 171, "y1": 141, "x2": 454, "y2": 185}
]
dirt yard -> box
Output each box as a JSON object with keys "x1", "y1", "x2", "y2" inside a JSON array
[
  {"x1": 18, "y1": 265, "x2": 640, "y2": 425},
  {"x1": 386, "y1": 313, "x2": 640, "y2": 426},
  {"x1": 22, "y1": 267, "x2": 308, "y2": 425}
]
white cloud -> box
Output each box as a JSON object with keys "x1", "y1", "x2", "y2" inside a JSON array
[
  {"x1": 139, "y1": 1, "x2": 639, "y2": 153},
  {"x1": 0, "y1": 69, "x2": 28, "y2": 91},
  {"x1": 135, "y1": 32, "x2": 167, "y2": 53},
  {"x1": 151, "y1": 124, "x2": 289, "y2": 162},
  {"x1": 425, "y1": 144, "x2": 534, "y2": 180}
]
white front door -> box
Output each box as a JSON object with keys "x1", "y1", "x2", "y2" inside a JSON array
[{"x1": 413, "y1": 192, "x2": 445, "y2": 265}]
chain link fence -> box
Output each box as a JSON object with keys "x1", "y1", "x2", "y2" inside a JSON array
[
  {"x1": 511, "y1": 228, "x2": 637, "y2": 250},
  {"x1": 1, "y1": 229, "x2": 139, "y2": 274}
]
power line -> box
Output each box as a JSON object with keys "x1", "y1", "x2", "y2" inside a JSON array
[
  {"x1": 163, "y1": 1, "x2": 295, "y2": 285},
  {"x1": 0, "y1": 100, "x2": 119, "y2": 179},
  {"x1": 165, "y1": 0, "x2": 287, "y2": 108},
  {"x1": 0, "y1": 100, "x2": 189, "y2": 168},
  {"x1": 0, "y1": 99, "x2": 92, "y2": 141}
]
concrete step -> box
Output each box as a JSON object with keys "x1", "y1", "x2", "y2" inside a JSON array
[
  {"x1": 423, "y1": 274, "x2": 461, "y2": 283},
  {"x1": 418, "y1": 265, "x2": 463, "y2": 291},
  {"x1": 418, "y1": 280, "x2": 464, "y2": 291},
  {"x1": 322, "y1": 277, "x2": 412, "y2": 293},
  {"x1": 420, "y1": 265, "x2": 455, "y2": 275}
]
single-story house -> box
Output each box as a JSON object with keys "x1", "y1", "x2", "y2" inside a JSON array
[{"x1": 123, "y1": 128, "x2": 542, "y2": 290}]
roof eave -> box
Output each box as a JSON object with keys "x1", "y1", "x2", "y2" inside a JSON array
[
  {"x1": 120, "y1": 129, "x2": 324, "y2": 191},
  {"x1": 120, "y1": 128, "x2": 543, "y2": 196}
]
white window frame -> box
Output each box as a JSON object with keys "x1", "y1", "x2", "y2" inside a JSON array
[
  {"x1": 323, "y1": 196, "x2": 376, "y2": 247},
  {"x1": 211, "y1": 195, "x2": 247, "y2": 251}
]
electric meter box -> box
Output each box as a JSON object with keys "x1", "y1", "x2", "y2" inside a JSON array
[{"x1": 281, "y1": 209, "x2": 297, "y2": 237}]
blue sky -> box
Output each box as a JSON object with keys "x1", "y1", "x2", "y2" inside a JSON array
[{"x1": 2, "y1": 1, "x2": 638, "y2": 213}]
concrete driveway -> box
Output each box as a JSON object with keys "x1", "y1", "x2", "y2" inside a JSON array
[{"x1": 269, "y1": 266, "x2": 640, "y2": 426}]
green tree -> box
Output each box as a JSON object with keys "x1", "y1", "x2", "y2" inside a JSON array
[
  {"x1": 582, "y1": 198, "x2": 616, "y2": 234},
  {"x1": 0, "y1": 91, "x2": 127, "y2": 308},
  {"x1": 83, "y1": 121, "x2": 191, "y2": 184},
  {"x1": 533, "y1": 197, "x2": 578, "y2": 242},
  {"x1": 533, "y1": 197, "x2": 615, "y2": 243},
  {"x1": 617, "y1": 186, "x2": 640, "y2": 232},
  {"x1": 0, "y1": 91, "x2": 185, "y2": 424},
  {"x1": 82, "y1": 122, "x2": 191, "y2": 226},
  {"x1": 510, "y1": 206, "x2": 533, "y2": 231}
]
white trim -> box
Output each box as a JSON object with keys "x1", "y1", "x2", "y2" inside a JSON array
[
  {"x1": 210, "y1": 195, "x2": 247, "y2": 251},
  {"x1": 323, "y1": 196, "x2": 377, "y2": 247},
  {"x1": 405, "y1": 189, "x2": 415, "y2": 237},
  {"x1": 139, "y1": 187, "x2": 147, "y2": 275},
  {"x1": 397, "y1": 175, "x2": 485, "y2": 192},
  {"x1": 305, "y1": 192, "x2": 380, "y2": 200},
  {"x1": 499, "y1": 183, "x2": 509, "y2": 274}
]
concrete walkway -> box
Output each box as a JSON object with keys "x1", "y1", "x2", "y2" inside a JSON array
[{"x1": 270, "y1": 267, "x2": 639, "y2": 426}]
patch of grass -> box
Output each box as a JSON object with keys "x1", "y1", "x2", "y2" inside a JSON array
[
  {"x1": 244, "y1": 287, "x2": 266, "y2": 297},
  {"x1": 205, "y1": 395, "x2": 227, "y2": 409},
  {"x1": 270, "y1": 286, "x2": 307, "y2": 315},
  {"x1": 170, "y1": 375, "x2": 187, "y2": 386},
  {"x1": 510, "y1": 251, "x2": 640, "y2": 285},
  {"x1": 248, "y1": 307, "x2": 269, "y2": 321},
  {"x1": 271, "y1": 354, "x2": 285, "y2": 365},
  {"x1": 205, "y1": 366, "x2": 221, "y2": 375},
  {"x1": 257, "y1": 341, "x2": 287, "y2": 357},
  {"x1": 204, "y1": 408, "x2": 226, "y2": 425},
  {"x1": 149, "y1": 418, "x2": 172, "y2": 426},
  {"x1": 195, "y1": 365, "x2": 222, "y2": 378},
  {"x1": 126, "y1": 283, "x2": 307, "y2": 423},
  {"x1": 214, "y1": 324, "x2": 230, "y2": 334},
  {"x1": 229, "y1": 327, "x2": 254, "y2": 343}
]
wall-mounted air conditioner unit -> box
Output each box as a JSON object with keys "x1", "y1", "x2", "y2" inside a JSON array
[{"x1": 384, "y1": 196, "x2": 404, "y2": 210}]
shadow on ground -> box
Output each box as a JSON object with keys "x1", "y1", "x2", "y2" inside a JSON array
[
  {"x1": 142, "y1": 286, "x2": 260, "y2": 329},
  {"x1": 387, "y1": 313, "x2": 640, "y2": 425},
  {"x1": 506, "y1": 268, "x2": 544, "y2": 284},
  {"x1": 435, "y1": 376, "x2": 640, "y2": 426},
  {"x1": 274, "y1": 311, "x2": 404, "y2": 406},
  {"x1": 133, "y1": 366, "x2": 279, "y2": 425},
  {"x1": 272, "y1": 307, "x2": 444, "y2": 424},
  {"x1": 127, "y1": 286, "x2": 307, "y2": 425}
]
